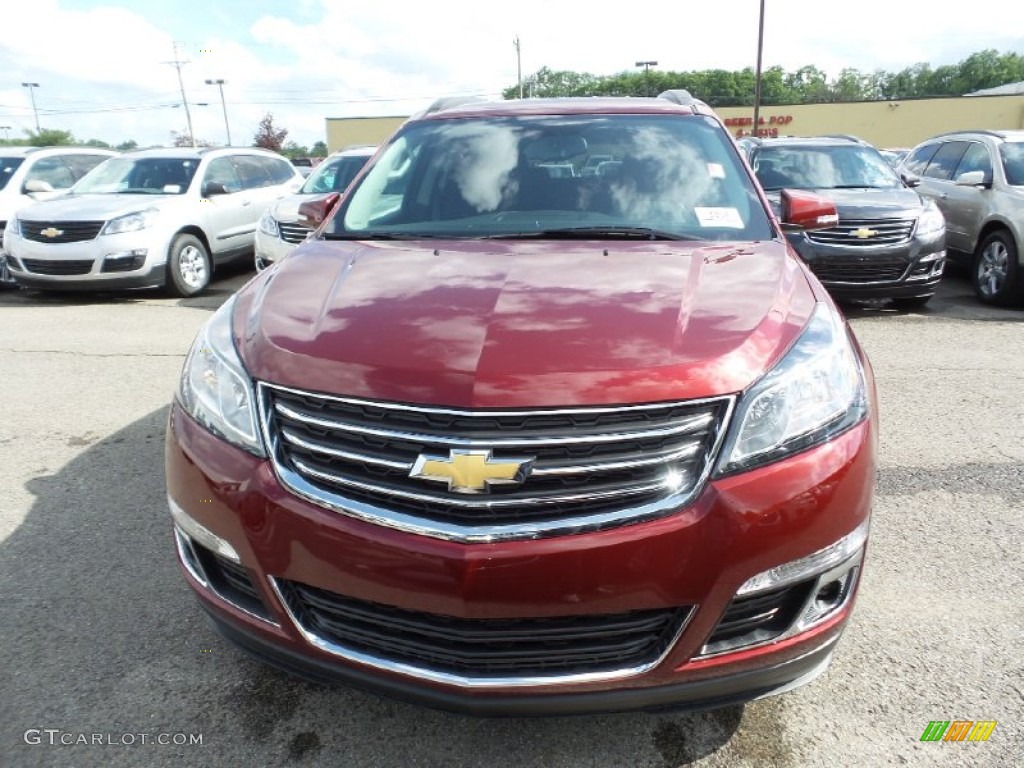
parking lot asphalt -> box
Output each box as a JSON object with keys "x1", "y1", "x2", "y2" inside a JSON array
[{"x1": 1, "y1": 263, "x2": 1021, "y2": 768}]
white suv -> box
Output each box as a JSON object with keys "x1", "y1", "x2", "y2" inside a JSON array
[
  {"x1": 255, "y1": 145, "x2": 376, "y2": 269},
  {"x1": 3, "y1": 147, "x2": 302, "y2": 296},
  {"x1": 1, "y1": 146, "x2": 118, "y2": 287}
]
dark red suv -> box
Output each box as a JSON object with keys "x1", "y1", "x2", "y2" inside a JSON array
[{"x1": 165, "y1": 92, "x2": 877, "y2": 715}]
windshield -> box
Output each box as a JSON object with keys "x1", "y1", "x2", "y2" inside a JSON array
[
  {"x1": 1000, "y1": 142, "x2": 1024, "y2": 186},
  {"x1": 0, "y1": 158, "x2": 26, "y2": 191},
  {"x1": 754, "y1": 145, "x2": 902, "y2": 191},
  {"x1": 300, "y1": 154, "x2": 371, "y2": 194},
  {"x1": 327, "y1": 114, "x2": 772, "y2": 241},
  {"x1": 72, "y1": 157, "x2": 199, "y2": 195}
]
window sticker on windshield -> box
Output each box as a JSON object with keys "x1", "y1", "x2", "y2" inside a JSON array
[
  {"x1": 707, "y1": 163, "x2": 726, "y2": 179},
  {"x1": 695, "y1": 207, "x2": 743, "y2": 228}
]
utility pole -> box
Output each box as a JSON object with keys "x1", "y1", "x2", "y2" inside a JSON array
[
  {"x1": 167, "y1": 42, "x2": 196, "y2": 148},
  {"x1": 205, "y1": 79, "x2": 231, "y2": 146},
  {"x1": 753, "y1": 0, "x2": 766, "y2": 137},
  {"x1": 514, "y1": 36, "x2": 523, "y2": 99},
  {"x1": 0, "y1": 125, "x2": 11, "y2": 141},
  {"x1": 21, "y1": 83, "x2": 41, "y2": 133}
]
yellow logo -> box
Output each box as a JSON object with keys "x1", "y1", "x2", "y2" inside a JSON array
[
  {"x1": 852, "y1": 227, "x2": 878, "y2": 239},
  {"x1": 40, "y1": 227, "x2": 64, "y2": 238},
  {"x1": 409, "y1": 450, "x2": 533, "y2": 494}
]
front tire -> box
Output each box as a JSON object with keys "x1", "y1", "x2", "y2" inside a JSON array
[
  {"x1": 972, "y1": 231, "x2": 1021, "y2": 306},
  {"x1": 166, "y1": 234, "x2": 211, "y2": 297}
]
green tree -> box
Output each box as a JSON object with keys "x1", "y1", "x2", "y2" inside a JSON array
[
  {"x1": 116, "y1": 139, "x2": 139, "y2": 151},
  {"x1": 279, "y1": 140, "x2": 309, "y2": 160},
  {"x1": 310, "y1": 140, "x2": 328, "y2": 157},
  {"x1": 24, "y1": 128, "x2": 76, "y2": 146},
  {"x1": 253, "y1": 112, "x2": 288, "y2": 151}
]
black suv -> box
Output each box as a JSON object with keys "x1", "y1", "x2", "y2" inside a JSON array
[{"x1": 746, "y1": 136, "x2": 946, "y2": 308}]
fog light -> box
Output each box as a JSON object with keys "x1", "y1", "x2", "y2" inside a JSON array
[
  {"x1": 738, "y1": 519, "x2": 868, "y2": 596},
  {"x1": 102, "y1": 249, "x2": 148, "y2": 273}
]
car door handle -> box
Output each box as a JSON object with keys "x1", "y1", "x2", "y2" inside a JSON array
[
  {"x1": 939, "y1": 193, "x2": 948, "y2": 199},
  {"x1": 241, "y1": 199, "x2": 253, "y2": 207}
]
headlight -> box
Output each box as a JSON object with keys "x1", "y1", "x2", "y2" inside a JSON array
[
  {"x1": 716, "y1": 303, "x2": 867, "y2": 475},
  {"x1": 177, "y1": 297, "x2": 264, "y2": 456},
  {"x1": 102, "y1": 208, "x2": 158, "y2": 235},
  {"x1": 7, "y1": 217, "x2": 20, "y2": 236},
  {"x1": 258, "y1": 210, "x2": 279, "y2": 237},
  {"x1": 916, "y1": 202, "x2": 944, "y2": 236}
]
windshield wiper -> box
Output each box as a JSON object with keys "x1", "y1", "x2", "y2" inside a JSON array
[
  {"x1": 486, "y1": 226, "x2": 698, "y2": 241},
  {"x1": 321, "y1": 232, "x2": 448, "y2": 240}
]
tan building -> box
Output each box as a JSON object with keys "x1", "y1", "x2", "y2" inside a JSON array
[
  {"x1": 325, "y1": 116, "x2": 407, "y2": 153},
  {"x1": 325, "y1": 94, "x2": 1024, "y2": 152}
]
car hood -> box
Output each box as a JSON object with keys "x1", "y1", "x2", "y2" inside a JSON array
[
  {"x1": 233, "y1": 239, "x2": 818, "y2": 408},
  {"x1": 14, "y1": 193, "x2": 172, "y2": 222},
  {"x1": 766, "y1": 187, "x2": 925, "y2": 218},
  {"x1": 267, "y1": 195, "x2": 310, "y2": 223}
]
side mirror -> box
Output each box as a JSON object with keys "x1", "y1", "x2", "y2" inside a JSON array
[
  {"x1": 298, "y1": 192, "x2": 341, "y2": 229},
  {"x1": 900, "y1": 172, "x2": 921, "y2": 188},
  {"x1": 23, "y1": 179, "x2": 55, "y2": 194},
  {"x1": 955, "y1": 170, "x2": 990, "y2": 188},
  {"x1": 202, "y1": 181, "x2": 229, "y2": 197},
  {"x1": 779, "y1": 190, "x2": 838, "y2": 230}
]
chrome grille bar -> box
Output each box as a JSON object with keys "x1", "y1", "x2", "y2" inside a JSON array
[
  {"x1": 806, "y1": 217, "x2": 915, "y2": 246},
  {"x1": 274, "y1": 400, "x2": 715, "y2": 448},
  {"x1": 258, "y1": 382, "x2": 734, "y2": 541}
]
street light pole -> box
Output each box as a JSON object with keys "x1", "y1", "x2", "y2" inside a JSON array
[
  {"x1": 21, "y1": 83, "x2": 41, "y2": 134},
  {"x1": 753, "y1": 0, "x2": 766, "y2": 137},
  {"x1": 635, "y1": 61, "x2": 658, "y2": 96},
  {"x1": 0, "y1": 126, "x2": 11, "y2": 141},
  {"x1": 205, "y1": 79, "x2": 232, "y2": 146}
]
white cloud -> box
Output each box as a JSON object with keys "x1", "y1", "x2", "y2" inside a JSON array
[{"x1": 0, "y1": 0, "x2": 1021, "y2": 148}]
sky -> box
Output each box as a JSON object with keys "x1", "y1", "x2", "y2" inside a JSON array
[{"x1": 1, "y1": 0, "x2": 1022, "y2": 149}]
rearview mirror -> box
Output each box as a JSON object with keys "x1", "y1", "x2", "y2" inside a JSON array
[
  {"x1": 779, "y1": 190, "x2": 838, "y2": 230},
  {"x1": 202, "y1": 181, "x2": 230, "y2": 197},
  {"x1": 23, "y1": 179, "x2": 55, "y2": 194},
  {"x1": 899, "y1": 172, "x2": 921, "y2": 188},
  {"x1": 298, "y1": 192, "x2": 341, "y2": 229}
]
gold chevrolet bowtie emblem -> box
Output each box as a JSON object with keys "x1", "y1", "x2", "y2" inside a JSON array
[
  {"x1": 409, "y1": 449, "x2": 533, "y2": 494},
  {"x1": 40, "y1": 227, "x2": 64, "y2": 238},
  {"x1": 852, "y1": 227, "x2": 878, "y2": 239}
]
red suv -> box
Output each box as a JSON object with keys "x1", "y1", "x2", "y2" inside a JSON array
[{"x1": 165, "y1": 92, "x2": 877, "y2": 715}]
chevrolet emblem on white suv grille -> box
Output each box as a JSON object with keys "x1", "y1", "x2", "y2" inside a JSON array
[
  {"x1": 409, "y1": 450, "x2": 534, "y2": 494},
  {"x1": 40, "y1": 227, "x2": 64, "y2": 238}
]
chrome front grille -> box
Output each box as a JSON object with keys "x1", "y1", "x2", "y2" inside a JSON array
[
  {"x1": 806, "y1": 217, "x2": 915, "y2": 247},
  {"x1": 259, "y1": 383, "x2": 732, "y2": 541},
  {"x1": 278, "y1": 221, "x2": 312, "y2": 244}
]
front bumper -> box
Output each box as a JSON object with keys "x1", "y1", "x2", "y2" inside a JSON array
[
  {"x1": 5, "y1": 229, "x2": 170, "y2": 290},
  {"x1": 254, "y1": 227, "x2": 298, "y2": 270},
  {"x1": 165, "y1": 399, "x2": 875, "y2": 714},
  {"x1": 789, "y1": 229, "x2": 946, "y2": 300}
]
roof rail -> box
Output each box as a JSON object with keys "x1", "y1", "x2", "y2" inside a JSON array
[
  {"x1": 819, "y1": 133, "x2": 871, "y2": 145},
  {"x1": 422, "y1": 95, "x2": 487, "y2": 116},
  {"x1": 926, "y1": 128, "x2": 1008, "y2": 140}
]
